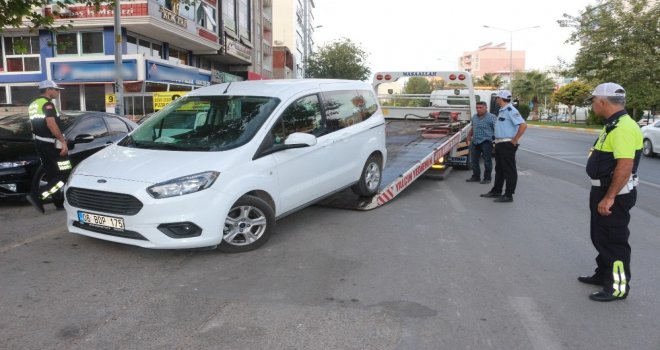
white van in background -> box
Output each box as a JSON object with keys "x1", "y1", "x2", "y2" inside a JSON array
[{"x1": 64, "y1": 79, "x2": 387, "y2": 252}]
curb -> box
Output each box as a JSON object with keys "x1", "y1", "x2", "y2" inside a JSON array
[{"x1": 527, "y1": 124, "x2": 601, "y2": 134}]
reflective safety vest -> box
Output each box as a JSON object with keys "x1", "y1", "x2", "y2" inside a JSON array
[{"x1": 28, "y1": 97, "x2": 59, "y2": 139}]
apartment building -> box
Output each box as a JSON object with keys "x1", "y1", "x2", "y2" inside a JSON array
[
  {"x1": 459, "y1": 42, "x2": 526, "y2": 82},
  {"x1": 0, "y1": 0, "x2": 273, "y2": 118},
  {"x1": 272, "y1": 0, "x2": 317, "y2": 78}
]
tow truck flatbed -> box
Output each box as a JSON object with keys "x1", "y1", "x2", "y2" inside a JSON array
[{"x1": 318, "y1": 118, "x2": 470, "y2": 210}]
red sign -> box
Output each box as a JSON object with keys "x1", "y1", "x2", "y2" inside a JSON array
[
  {"x1": 198, "y1": 28, "x2": 218, "y2": 43},
  {"x1": 47, "y1": 3, "x2": 147, "y2": 19}
]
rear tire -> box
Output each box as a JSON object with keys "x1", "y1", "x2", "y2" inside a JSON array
[
  {"x1": 643, "y1": 139, "x2": 654, "y2": 157},
  {"x1": 351, "y1": 154, "x2": 382, "y2": 197},
  {"x1": 219, "y1": 195, "x2": 275, "y2": 253}
]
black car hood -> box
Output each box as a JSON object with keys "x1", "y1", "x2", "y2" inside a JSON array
[{"x1": 0, "y1": 138, "x2": 40, "y2": 163}]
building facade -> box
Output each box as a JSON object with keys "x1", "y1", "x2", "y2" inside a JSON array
[
  {"x1": 0, "y1": 0, "x2": 273, "y2": 119},
  {"x1": 272, "y1": 0, "x2": 317, "y2": 78},
  {"x1": 459, "y1": 42, "x2": 526, "y2": 82}
]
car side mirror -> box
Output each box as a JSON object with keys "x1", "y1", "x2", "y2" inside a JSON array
[
  {"x1": 73, "y1": 134, "x2": 94, "y2": 144},
  {"x1": 284, "y1": 132, "x2": 317, "y2": 147}
]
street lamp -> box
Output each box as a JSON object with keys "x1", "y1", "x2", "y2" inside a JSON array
[{"x1": 482, "y1": 25, "x2": 540, "y2": 95}]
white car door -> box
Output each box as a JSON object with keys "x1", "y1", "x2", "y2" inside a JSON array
[
  {"x1": 267, "y1": 94, "x2": 339, "y2": 214},
  {"x1": 650, "y1": 121, "x2": 660, "y2": 150}
]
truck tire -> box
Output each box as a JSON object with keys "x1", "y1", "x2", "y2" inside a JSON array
[
  {"x1": 219, "y1": 195, "x2": 275, "y2": 253},
  {"x1": 351, "y1": 154, "x2": 382, "y2": 197}
]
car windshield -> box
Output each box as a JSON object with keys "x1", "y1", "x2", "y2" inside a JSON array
[
  {"x1": 119, "y1": 95, "x2": 279, "y2": 151},
  {"x1": 0, "y1": 113, "x2": 77, "y2": 141}
]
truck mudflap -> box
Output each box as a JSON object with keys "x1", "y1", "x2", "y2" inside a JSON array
[{"x1": 318, "y1": 120, "x2": 469, "y2": 211}]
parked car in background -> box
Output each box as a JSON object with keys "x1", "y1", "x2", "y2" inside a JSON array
[
  {"x1": 638, "y1": 114, "x2": 657, "y2": 127},
  {"x1": 641, "y1": 120, "x2": 660, "y2": 157},
  {"x1": 0, "y1": 111, "x2": 137, "y2": 200}
]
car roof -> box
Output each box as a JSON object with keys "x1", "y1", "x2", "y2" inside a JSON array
[{"x1": 186, "y1": 79, "x2": 373, "y2": 99}]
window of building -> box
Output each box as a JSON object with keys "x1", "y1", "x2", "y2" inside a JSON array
[
  {"x1": 10, "y1": 85, "x2": 39, "y2": 105},
  {"x1": 126, "y1": 34, "x2": 162, "y2": 58},
  {"x1": 145, "y1": 82, "x2": 168, "y2": 92},
  {"x1": 222, "y1": 0, "x2": 237, "y2": 35},
  {"x1": 1, "y1": 36, "x2": 41, "y2": 73},
  {"x1": 60, "y1": 85, "x2": 81, "y2": 110},
  {"x1": 0, "y1": 86, "x2": 7, "y2": 104},
  {"x1": 56, "y1": 32, "x2": 104, "y2": 56},
  {"x1": 84, "y1": 85, "x2": 106, "y2": 112},
  {"x1": 238, "y1": 0, "x2": 251, "y2": 42},
  {"x1": 170, "y1": 84, "x2": 193, "y2": 92},
  {"x1": 197, "y1": 2, "x2": 217, "y2": 33},
  {"x1": 168, "y1": 47, "x2": 189, "y2": 65}
]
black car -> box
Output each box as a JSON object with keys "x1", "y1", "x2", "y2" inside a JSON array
[{"x1": 0, "y1": 111, "x2": 137, "y2": 199}]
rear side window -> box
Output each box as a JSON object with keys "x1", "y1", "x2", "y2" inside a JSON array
[
  {"x1": 71, "y1": 117, "x2": 108, "y2": 139},
  {"x1": 322, "y1": 90, "x2": 365, "y2": 132},
  {"x1": 106, "y1": 116, "x2": 129, "y2": 134},
  {"x1": 356, "y1": 90, "x2": 378, "y2": 120},
  {"x1": 271, "y1": 94, "x2": 323, "y2": 144}
]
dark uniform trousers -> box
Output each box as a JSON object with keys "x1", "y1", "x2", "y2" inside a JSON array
[
  {"x1": 589, "y1": 186, "x2": 635, "y2": 295},
  {"x1": 470, "y1": 141, "x2": 493, "y2": 180},
  {"x1": 492, "y1": 142, "x2": 518, "y2": 196},
  {"x1": 34, "y1": 140, "x2": 71, "y2": 206}
]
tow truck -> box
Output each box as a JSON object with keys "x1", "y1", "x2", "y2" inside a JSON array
[{"x1": 320, "y1": 71, "x2": 475, "y2": 210}]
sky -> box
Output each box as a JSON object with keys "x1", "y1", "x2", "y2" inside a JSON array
[{"x1": 313, "y1": 0, "x2": 596, "y2": 76}]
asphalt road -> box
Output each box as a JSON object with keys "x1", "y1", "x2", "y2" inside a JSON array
[{"x1": 1, "y1": 126, "x2": 659, "y2": 350}]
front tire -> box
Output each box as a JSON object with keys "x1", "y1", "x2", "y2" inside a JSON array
[
  {"x1": 351, "y1": 154, "x2": 382, "y2": 197},
  {"x1": 643, "y1": 139, "x2": 654, "y2": 157},
  {"x1": 219, "y1": 195, "x2": 275, "y2": 253}
]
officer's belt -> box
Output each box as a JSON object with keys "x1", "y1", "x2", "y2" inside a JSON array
[
  {"x1": 494, "y1": 138, "x2": 512, "y2": 143},
  {"x1": 590, "y1": 174, "x2": 638, "y2": 195},
  {"x1": 34, "y1": 135, "x2": 56, "y2": 143}
]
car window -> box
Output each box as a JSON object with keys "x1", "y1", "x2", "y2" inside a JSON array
[
  {"x1": 322, "y1": 90, "x2": 364, "y2": 133},
  {"x1": 0, "y1": 114, "x2": 32, "y2": 140},
  {"x1": 106, "y1": 116, "x2": 129, "y2": 134},
  {"x1": 271, "y1": 94, "x2": 323, "y2": 144},
  {"x1": 71, "y1": 116, "x2": 109, "y2": 139}
]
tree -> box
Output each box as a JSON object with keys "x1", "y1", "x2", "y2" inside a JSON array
[
  {"x1": 552, "y1": 81, "x2": 593, "y2": 123},
  {"x1": 559, "y1": 0, "x2": 660, "y2": 118},
  {"x1": 511, "y1": 70, "x2": 555, "y2": 120},
  {"x1": 475, "y1": 73, "x2": 503, "y2": 89},
  {"x1": 401, "y1": 77, "x2": 432, "y2": 107},
  {"x1": 305, "y1": 38, "x2": 370, "y2": 80}
]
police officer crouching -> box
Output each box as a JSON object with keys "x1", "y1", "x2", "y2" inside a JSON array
[
  {"x1": 25, "y1": 80, "x2": 72, "y2": 213},
  {"x1": 579, "y1": 82, "x2": 643, "y2": 302}
]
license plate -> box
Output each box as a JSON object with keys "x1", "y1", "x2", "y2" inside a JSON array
[
  {"x1": 447, "y1": 156, "x2": 467, "y2": 163},
  {"x1": 78, "y1": 211, "x2": 125, "y2": 231}
]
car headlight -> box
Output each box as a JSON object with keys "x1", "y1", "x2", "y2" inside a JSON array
[
  {"x1": 147, "y1": 171, "x2": 219, "y2": 199},
  {"x1": 0, "y1": 161, "x2": 30, "y2": 169}
]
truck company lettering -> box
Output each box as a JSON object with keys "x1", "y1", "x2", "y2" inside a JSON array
[{"x1": 403, "y1": 72, "x2": 438, "y2": 77}]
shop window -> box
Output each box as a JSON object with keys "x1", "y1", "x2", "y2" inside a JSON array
[
  {"x1": 127, "y1": 34, "x2": 162, "y2": 59},
  {"x1": 60, "y1": 85, "x2": 81, "y2": 110},
  {"x1": 0, "y1": 86, "x2": 7, "y2": 104},
  {"x1": 146, "y1": 82, "x2": 168, "y2": 92},
  {"x1": 2, "y1": 36, "x2": 41, "y2": 73},
  {"x1": 9, "y1": 86, "x2": 39, "y2": 105},
  {"x1": 84, "y1": 85, "x2": 105, "y2": 112},
  {"x1": 56, "y1": 32, "x2": 104, "y2": 56},
  {"x1": 168, "y1": 47, "x2": 189, "y2": 65}
]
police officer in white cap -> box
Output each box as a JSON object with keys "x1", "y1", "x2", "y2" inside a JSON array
[
  {"x1": 480, "y1": 89, "x2": 527, "y2": 202},
  {"x1": 579, "y1": 82, "x2": 642, "y2": 302},
  {"x1": 25, "y1": 80, "x2": 71, "y2": 213}
]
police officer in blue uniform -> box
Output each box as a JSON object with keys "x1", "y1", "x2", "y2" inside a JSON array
[
  {"x1": 480, "y1": 90, "x2": 527, "y2": 202},
  {"x1": 579, "y1": 83, "x2": 643, "y2": 302},
  {"x1": 25, "y1": 80, "x2": 71, "y2": 213}
]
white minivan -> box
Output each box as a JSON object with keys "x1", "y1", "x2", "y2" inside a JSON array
[{"x1": 64, "y1": 79, "x2": 386, "y2": 252}]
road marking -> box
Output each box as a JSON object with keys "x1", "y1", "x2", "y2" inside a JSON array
[
  {"x1": 509, "y1": 296, "x2": 562, "y2": 350},
  {"x1": 0, "y1": 226, "x2": 64, "y2": 254},
  {"x1": 520, "y1": 147, "x2": 660, "y2": 190}
]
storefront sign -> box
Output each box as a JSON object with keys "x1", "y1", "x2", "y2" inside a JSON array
[
  {"x1": 52, "y1": 60, "x2": 138, "y2": 82},
  {"x1": 225, "y1": 37, "x2": 252, "y2": 63},
  {"x1": 48, "y1": 3, "x2": 145, "y2": 19},
  {"x1": 146, "y1": 61, "x2": 211, "y2": 87}
]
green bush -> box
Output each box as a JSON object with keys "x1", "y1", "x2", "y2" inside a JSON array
[
  {"x1": 517, "y1": 104, "x2": 531, "y2": 120},
  {"x1": 585, "y1": 108, "x2": 603, "y2": 125}
]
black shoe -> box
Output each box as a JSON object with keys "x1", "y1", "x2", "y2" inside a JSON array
[
  {"x1": 480, "y1": 179, "x2": 491, "y2": 184},
  {"x1": 480, "y1": 192, "x2": 501, "y2": 198},
  {"x1": 25, "y1": 194, "x2": 45, "y2": 214},
  {"x1": 589, "y1": 291, "x2": 627, "y2": 302},
  {"x1": 577, "y1": 275, "x2": 604, "y2": 286},
  {"x1": 466, "y1": 177, "x2": 480, "y2": 182},
  {"x1": 493, "y1": 195, "x2": 513, "y2": 203}
]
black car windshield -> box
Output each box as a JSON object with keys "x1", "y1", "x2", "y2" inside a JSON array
[
  {"x1": 120, "y1": 95, "x2": 280, "y2": 151},
  {"x1": 0, "y1": 113, "x2": 77, "y2": 141}
]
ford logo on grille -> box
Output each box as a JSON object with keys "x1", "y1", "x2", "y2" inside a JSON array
[{"x1": 97, "y1": 179, "x2": 107, "y2": 184}]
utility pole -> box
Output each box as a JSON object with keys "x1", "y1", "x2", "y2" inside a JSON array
[
  {"x1": 114, "y1": 1, "x2": 124, "y2": 116},
  {"x1": 302, "y1": 0, "x2": 308, "y2": 78}
]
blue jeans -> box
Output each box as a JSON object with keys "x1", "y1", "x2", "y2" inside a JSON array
[{"x1": 470, "y1": 140, "x2": 493, "y2": 180}]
